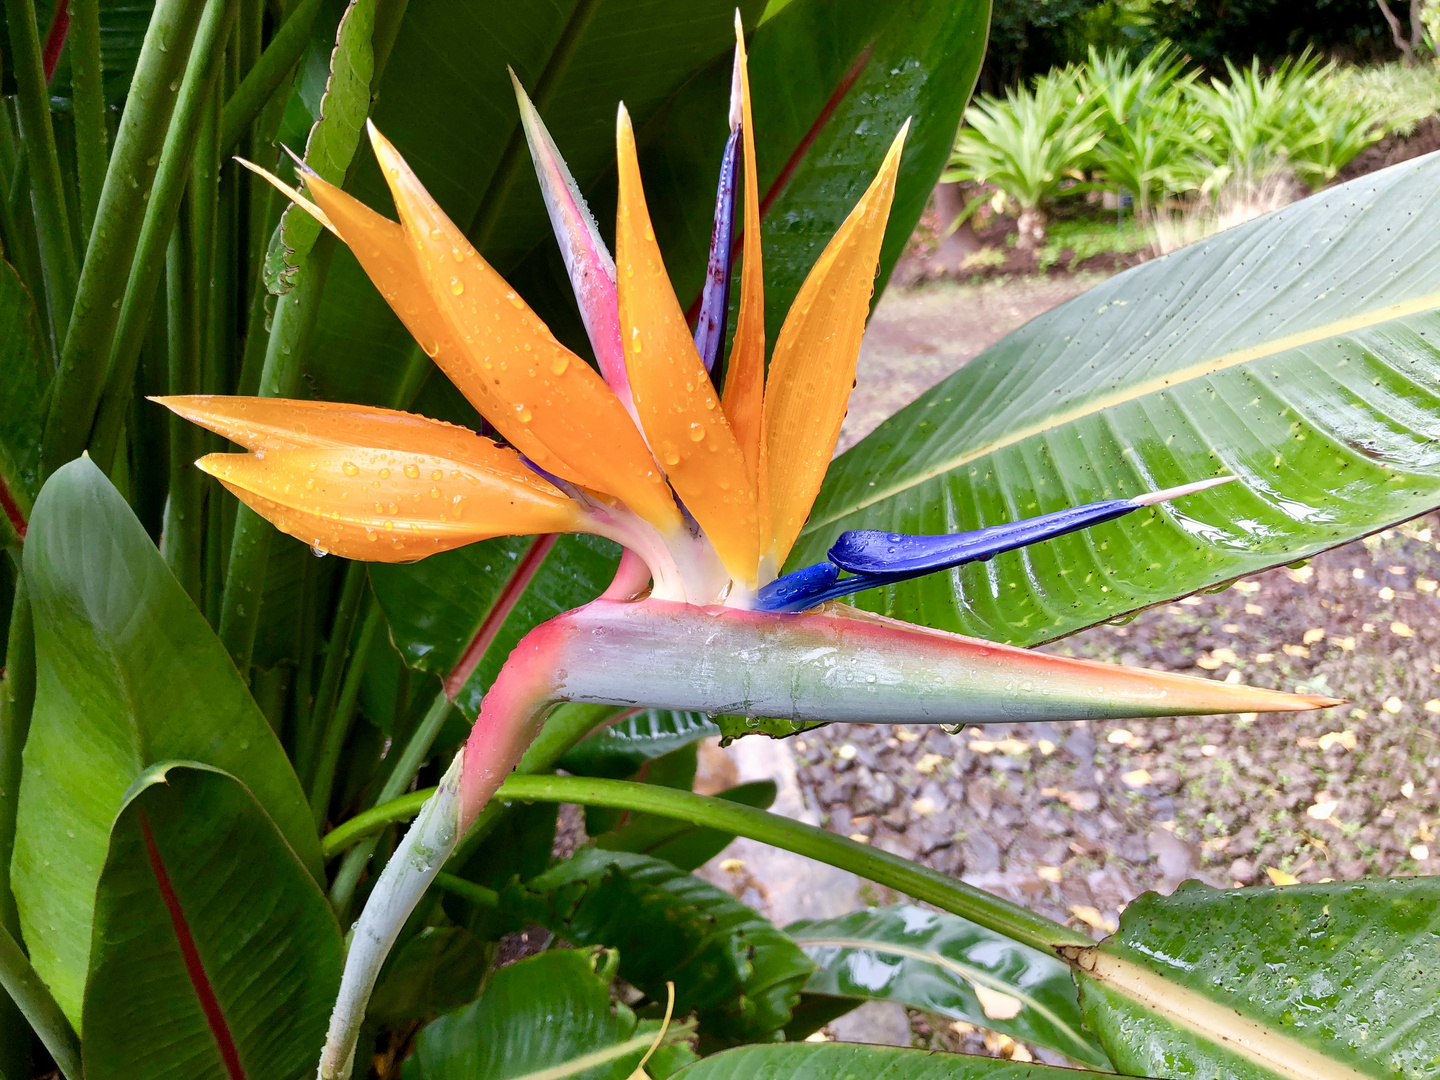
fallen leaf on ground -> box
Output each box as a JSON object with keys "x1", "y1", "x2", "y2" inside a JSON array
[
  {"x1": 1266, "y1": 867, "x2": 1299, "y2": 886},
  {"x1": 1317, "y1": 730, "x2": 1357, "y2": 751},
  {"x1": 1121, "y1": 768, "x2": 1153, "y2": 789}
]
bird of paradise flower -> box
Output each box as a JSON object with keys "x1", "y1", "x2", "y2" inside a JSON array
[{"x1": 158, "y1": 18, "x2": 1335, "y2": 1078}]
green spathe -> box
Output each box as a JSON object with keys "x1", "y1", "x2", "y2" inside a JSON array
[{"x1": 14, "y1": 458, "x2": 319, "y2": 1025}]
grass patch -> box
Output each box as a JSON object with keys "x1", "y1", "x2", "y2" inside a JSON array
[{"x1": 1037, "y1": 217, "x2": 1153, "y2": 272}]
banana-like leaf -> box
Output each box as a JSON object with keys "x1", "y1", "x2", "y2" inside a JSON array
[
  {"x1": 789, "y1": 904, "x2": 1109, "y2": 1068},
  {"x1": 670, "y1": 1041, "x2": 1114, "y2": 1079},
  {"x1": 794, "y1": 154, "x2": 1440, "y2": 644},
  {"x1": 82, "y1": 764, "x2": 341, "y2": 1080},
  {"x1": 559, "y1": 709, "x2": 725, "y2": 776},
  {"x1": 14, "y1": 459, "x2": 319, "y2": 1023},
  {"x1": 410, "y1": 948, "x2": 659, "y2": 1080},
  {"x1": 1072, "y1": 876, "x2": 1440, "y2": 1079}
]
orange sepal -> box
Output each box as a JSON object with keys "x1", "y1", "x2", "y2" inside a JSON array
[
  {"x1": 720, "y1": 17, "x2": 767, "y2": 518},
  {"x1": 762, "y1": 122, "x2": 909, "y2": 568},
  {"x1": 197, "y1": 439, "x2": 584, "y2": 564},
  {"x1": 614, "y1": 105, "x2": 759, "y2": 587},
  {"x1": 268, "y1": 168, "x2": 585, "y2": 487},
  {"x1": 365, "y1": 124, "x2": 683, "y2": 538}
]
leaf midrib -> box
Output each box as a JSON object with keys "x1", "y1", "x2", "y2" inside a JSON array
[{"x1": 803, "y1": 288, "x2": 1440, "y2": 535}]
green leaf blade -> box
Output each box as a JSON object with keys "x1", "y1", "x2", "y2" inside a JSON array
[
  {"x1": 789, "y1": 904, "x2": 1109, "y2": 1068},
  {"x1": 82, "y1": 763, "x2": 342, "y2": 1080},
  {"x1": 1078, "y1": 877, "x2": 1440, "y2": 1079},
  {"x1": 15, "y1": 459, "x2": 319, "y2": 1023},
  {"x1": 671, "y1": 1041, "x2": 1114, "y2": 1079},
  {"x1": 795, "y1": 154, "x2": 1440, "y2": 645}
]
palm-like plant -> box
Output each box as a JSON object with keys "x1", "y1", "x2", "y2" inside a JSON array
[
  {"x1": 944, "y1": 67, "x2": 1102, "y2": 248},
  {"x1": 1082, "y1": 44, "x2": 1204, "y2": 221}
]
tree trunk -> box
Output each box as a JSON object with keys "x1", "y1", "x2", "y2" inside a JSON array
[
  {"x1": 1015, "y1": 205, "x2": 1047, "y2": 250},
  {"x1": 1376, "y1": 0, "x2": 1424, "y2": 66}
]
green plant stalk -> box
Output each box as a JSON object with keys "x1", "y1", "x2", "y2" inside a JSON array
[
  {"x1": 69, "y1": 0, "x2": 108, "y2": 242},
  {"x1": 0, "y1": 922, "x2": 81, "y2": 1080},
  {"x1": 0, "y1": 571, "x2": 37, "y2": 1080},
  {"x1": 161, "y1": 222, "x2": 204, "y2": 602},
  {"x1": 2, "y1": 0, "x2": 79, "y2": 336},
  {"x1": 298, "y1": 559, "x2": 368, "y2": 786},
  {"x1": 310, "y1": 598, "x2": 382, "y2": 829},
  {"x1": 216, "y1": 231, "x2": 337, "y2": 669},
  {"x1": 325, "y1": 774, "x2": 1090, "y2": 955},
  {"x1": 88, "y1": 0, "x2": 238, "y2": 475},
  {"x1": 219, "y1": 0, "x2": 323, "y2": 155},
  {"x1": 328, "y1": 687, "x2": 454, "y2": 915},
  {"x1": 40, "y1": 0, "x2": 208, "y2": 476}
]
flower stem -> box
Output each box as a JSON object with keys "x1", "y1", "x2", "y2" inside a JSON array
[
  {"x1": 1, "y1": 0, "x2": 78, "y2": 337},
  {"x1": 324, "y1": 773, "x2": 1088, "y2": 954},
  {"x1": 310, "y1": 597, "x2": 382, "y2": 829},
  {"x1": 218, "y1": 0, "x2": 323, "y2": 156},
  {"x1": 298, "y1": 561, "x2": 368, "y2": 786},
  {"x1": 0, "y1": 922, "x2": 81, "y2": 1080},
  {"x1": 40, "y1": 0, "x2": 208, "y2": 475},
  {"x1": 68, "y1": 0, "x2": 107, "y2": 243},
  {"x1": 318, "y1": 752, "x2": 463, "y2": 1080}
]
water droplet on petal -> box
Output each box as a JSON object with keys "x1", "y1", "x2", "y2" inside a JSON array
[
  {"x1": 431, "y1": 469, "x2": 444, "y2": 481},
  {"x1": 449, "y1": 278, "x2": 464, "y2": 295},
  {"x1": 688, "y1": 423, "x2": 704, "y2": 442},
  {"x1": 551, "y1": 355, "x2": 569, "y2": 375},
  {"x1": 342, "y1": 461, "x2": 359, "y2": 476},
  {"x1": 404, "y1": 464, "x2": 420, "y2": 478},
  {"x1": 378, "y1": 468, "x2": 391, "y2": 479}
]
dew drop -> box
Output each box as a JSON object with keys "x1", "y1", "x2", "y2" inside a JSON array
[
  {"x1": 451, "y1": 247, "x2": 464, "y2": 262},
  {"x1": 312, "y1": 544, "x2": 328, "y2": 557},
  {"x1": 551, "y1": 355, "x2": 569, "y2": 375},
  {"x1": 449, "y1": 277, "x2": 464, "y2": 295},
  {"x1": 384, "y1": 520, "x2": 394, "y2": 530},
  {"x1": 421, "y1": 339, "x2": 440, "y2": 358},
  {"x1": 431, "y1": 469, "x2": 444, "y2": 480},
  {"x1": 342, "y1": 461, "x2": 360, "y2": 476},
  {"x1": 661, "y1": 442, "x2": 680, "y2": 466},
  {"x1": 429, "y1": 227, "x2": 442, "y2": 239},
  {"x1": 404, "y1": 463, "x2": 420, "y2": 478},
  {"x1": 516, "y1": 405, "x2": 532, "y2": 422},
  {"x1": 430, "y1": 487, "x2": 441, "y2": 499},
  {"x1": 688, "y1": 423, "x2": 705, "y2": 442}
]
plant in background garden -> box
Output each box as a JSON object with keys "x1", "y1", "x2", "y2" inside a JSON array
[
  {"x1": 1081, "y1": 44, "x2": 1203, "y2": 221},
  {"x1": 4, "y1": 1, "x2": 1440, "y2": 1079},
  {"x1": 944, "y1": 67, "x2": 1102, "y2": 247}
]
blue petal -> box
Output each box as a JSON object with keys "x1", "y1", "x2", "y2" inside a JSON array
[
  {"x1": 692, "y1": 126, "x2": 740, "y2": 375},
  {"x1": 756, "y1": 562, "x2": 839, "y2": 612},
  {"x1": 829, "y1": 498, "x2": 1142, "y2": 575}
]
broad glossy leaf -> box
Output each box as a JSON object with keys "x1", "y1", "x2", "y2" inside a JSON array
[
  {"x1": 14, "y1": 458, "x2": 319, "y2": 1023},
  {"x1": 0, "y1": 260, "x2": 46, "y2": 548},
  {"x1": 1074, "y1": 877, "x2": 1440, "y2": 1079},
  {"x1": 794, "y1": 155, "x2": 1440, "y2": 645},
  {"x1": 594, "y1": 780, "x2": 777, "y2": 871},
  {"x1": 504, "y1": 848, "x2": 813, "y2": 1044},
  {"x1": 411, "y1": 948, "x2": 653, "y2": 1080},
  {"x1": 788, "y1": 904, "x2": 1108, "y2": 1069},
  {"x1": 82, "y1": 763, "x2": 341, "y2": 1079},
  {"x1": 671, "y1": 1041, "x2": 1114, "y2": 1079}
]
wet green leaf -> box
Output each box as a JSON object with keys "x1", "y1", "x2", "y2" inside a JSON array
[
  {"x1": 13, "y1": 459, "x2": 318, "y2": 1023},
  {"x1": 82, "y1": 763, "x2": 341, "y2": 1079},
  {"x1": 1077, "y1": 877, "x2": 1440, "y2": 1079},
  {"x1": 671, "y1": 1041, "x2": 1114, "y2": 1079},
  {"x1": 795, "y1": 155, "x2": 1440, "y2": 646},
  {"x1": 789, "y1": 904, "x2": 1108, "y2": 1068}
]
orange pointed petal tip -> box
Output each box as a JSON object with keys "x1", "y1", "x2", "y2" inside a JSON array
[
  {"x1": 762, "y1": 119, "x2": 910, "y2": 569},
  {"x1": 235, "y1": 157, "x2": 335, "y2": 234},
  {"x1": 188, "y1": 401, "x2": 585, "y2": 563},
  {"x1": 199, "y1": 446, "x2": 583, "y2": 563},
  {"x1": 614, "y1": 103, "x2": 759, "y2": 586},
  {"x1": 363, "y1": 121, "x2": 685, "y2": 538}
]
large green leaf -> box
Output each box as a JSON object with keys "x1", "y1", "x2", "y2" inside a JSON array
[
  {"x1": 13, "y1": 458, "x2": 319, "y2": 1023},
  {"x1": 410, "y1": 948, "x2": 657, "y2": 1080},
  {"x1": 1074, "y1": 877, "x2": 1440, "y2": 1079},
  {"x1": 559, "y1": 709, "x2": 725, "y2": 777},
  {"x1": 368, "y1": 924, "x2": 489, "y2": 1026},
  {"x1": 0, "y1": 260, "x2": 47, "y2": 548},
  {"x1": 671, "y1": 1041, "x2": 1114, "y2": 1079},
  {"x1": 504, "y1": 848, "x2": 814, "y2": 1044},
  {"x1": 788, "y1": 904, "x2": 1108, "y2": 1069},
  {"x1": 794, "y1": 154, "x2": 1440, "y2": 645},
  {"x1": 82, "y1": 763, "x2": 341, "y2": 1080}
]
